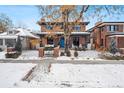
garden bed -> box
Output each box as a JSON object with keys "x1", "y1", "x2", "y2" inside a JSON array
[
  {"x1": 99, "y1": 52, "x2": 124, "y2": 60},
  {"x1": 5, "y1": 51, "x2": 21, "y2": 58}
]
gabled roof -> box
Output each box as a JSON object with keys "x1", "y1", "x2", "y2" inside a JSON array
[
  {"x1": 0, "y1": 28, "x2": 40, "y2": 39},
  {"x1": 15, "y1": 28, "x2": 40, "y2": 39},
  {"x1": 87, "y1": 21, "x2": 124, "y2": 32}
]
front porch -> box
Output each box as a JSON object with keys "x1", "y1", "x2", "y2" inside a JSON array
[{"x1": 39, "y1": 31, "x2": 90, "y2": 49}]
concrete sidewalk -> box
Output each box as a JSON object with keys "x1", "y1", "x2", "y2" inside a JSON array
[{"x1": 0, "y1": 59, "x2": 124, "y2": 64}]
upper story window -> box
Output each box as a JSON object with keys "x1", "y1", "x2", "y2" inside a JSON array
[
  {"x1": 8, "y1": 30, "x2": 14, "y2": 35},
  {"x1": 0, "y1": 39, "x2": 3, "y2": 45},
  {"x1": 107, "y1": 25, "x2": 119, "y2": 32},
  {"x1": 73, "y1": 25, "x2": 81, "y2": 31},
  {"x1": 46, "y1": 25, "x2": 53, "y2": 30},
  {"x1": 60, "y1": 24, "x2": 64, "y2": 29},
  {"x1": 5, "y1": 39, "x2": 16, "y2": 47},
  {"x1": 99, "y1": 26, "x2": 104, "y2": 32}
]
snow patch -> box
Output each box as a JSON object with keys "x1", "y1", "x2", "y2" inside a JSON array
[
  {"x1": 0, "y1": 63, "x2": 36, "y2": 87},
  {"x1": 18, "y1": 63, "x2": 124, "y2": 88}
]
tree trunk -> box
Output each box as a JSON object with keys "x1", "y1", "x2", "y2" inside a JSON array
[{"x1": 63, "y1": 10, "x2": 70, "y2": 53}]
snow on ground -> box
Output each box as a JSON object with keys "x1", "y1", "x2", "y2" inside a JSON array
[
  {"x1": 0, "y1": 50, "x2": 40, "y2": 60},
  {"x1": 0, "y1": 50, "x2": 102, "y2": 60},
  {"x1": 78, "y1": 50, "x2": 100, "y2": 58},
  {"x1": 0, "y1": 63, "x2": 36, "y2": 88},
  {"x1": 0, "y1": 51, "x2": 6, "y2": 59},
  {"x1": 18, "y1": 50, "x2": 41, "y2": 60},
  {"x1": 17, "y1": 63, "x2": 124, "y2": 88},
  {"x1": 57, "y1": 50, "x2": 101, "y2": 60}
]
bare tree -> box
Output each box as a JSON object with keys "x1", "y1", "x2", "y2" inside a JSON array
[
  {"x1": 37, "y1": 5, "x2": 124, "y2": 53},
  {"x1": 0, "y1": 13, "x2": 13, "y2": 33},
  {"x1": 16, "y1": 21, "x2": 28, "y2": 29}
]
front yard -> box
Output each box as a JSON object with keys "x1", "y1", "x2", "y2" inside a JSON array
[
  {"x1": 0, "y1": 63, "x2": 36, "y2": 87},
  {"x1": 0, "y1": 62, "x2": 124, "y2": 88},
  {"x1": 57, "y1": 50, "x2": 101, "y2": 60},
  {"x1": 0, "y1": 50, "x2": 102, "y2": 60},
  {"x1": 17, "y1": 63, "x2": 124, "y2": 88},
  {"x1": 1, "y1": 49, "x2": 124, "y2": 61}
]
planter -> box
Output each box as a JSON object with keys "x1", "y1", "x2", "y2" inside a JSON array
[{"x1": 5, "y1": 51, "x2": 21, "y2": 58}]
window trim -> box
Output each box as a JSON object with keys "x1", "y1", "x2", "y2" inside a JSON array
[
  {"x1": 107, "y1": 25, "x2": 119, "y2": 32},
  {"x1": 0, "y1": 39, "x2": 3, "y2": 45}
]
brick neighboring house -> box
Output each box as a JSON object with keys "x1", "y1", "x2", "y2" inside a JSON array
[
  {"x1": 37, "y1": 18, "x2": 90, "y2": 49},
  {"x1": 89, "y1": 22, "x2": 124, "y2": 51}
]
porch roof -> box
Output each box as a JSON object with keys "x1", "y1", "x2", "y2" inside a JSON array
[
  {"x1": 0, "y1": 35, "x2": 17, "y2": 39},
  {"x1": 39, "y1": 31, "x2": 90, "y2": 35},
  {"x1": 108, "y1": 32, "x2": 124, "y2": 35},
  {"x1": 108, "y1": 32, "x2": 124, "y2": 37},
  {"x1": 109, "y1": 35, "x2": 124, "y2": 37}
]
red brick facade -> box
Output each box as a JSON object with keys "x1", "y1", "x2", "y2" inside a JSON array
[
  {"x1": 117, "y1": 37, "x2": 124, "y2": 48},
  {"x1": 90, "y1": 22, "x2": 124, "y2": 50},
  {"x1": 38, "y1": 18, "x2": 90, "y2": 48}
]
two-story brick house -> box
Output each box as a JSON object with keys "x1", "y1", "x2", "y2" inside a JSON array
[
  {"x1": 37, "y1": 18, "x2": 90, "y2": 49},
  {"x1": 89, "y1": 22, "x2": 124, "y2": 51}
]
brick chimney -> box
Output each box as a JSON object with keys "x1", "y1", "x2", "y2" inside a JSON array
[
  {"x1": 95, "y1": 21, "x2": 102, "y2": 26},
  {"x1": 41, "y1": 18, "x2": 45, "y2": 22}
]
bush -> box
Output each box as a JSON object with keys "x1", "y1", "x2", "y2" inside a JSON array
[
  {"x1": 74, "y1": 51, "x2": 78, "y2": 57},
  {"x1": 0, "y1": 48, "x2": 3, "y2": 52},
  {"x1": 60, "y1": 52, "x2": 65, "y2": 56},
  {"x1": 5, "y1": 52, "x2": 20, "y2": 58},
  {"x1": 82, "y1": 45, "x2": 86, "y2": 51},
  {"x1": 109, "y1": 38, "x2": 118, "y2": 55},
  {"x1": 15, "y1": 36, "x2": 22, "y2": 53},
  {"x1": 66, "y1": 50, "x2": 71, "y2": 57}
]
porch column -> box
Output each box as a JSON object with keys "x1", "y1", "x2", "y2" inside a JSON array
[
  {"x1": 79, "y1": 36, "x2": 85, "y2": 46},
  {"x1": 3, "y1": 39, "x2": 6, "y2": 49},
  {"x1": 53, "y1": 37, "x2": 59, "y2": 47},
  {"x1": 69, "y1": 37, "x2": 72, "y2": 48},
  {"x1": 42, "y1": 37, "x2": 47, "y2": 46}
]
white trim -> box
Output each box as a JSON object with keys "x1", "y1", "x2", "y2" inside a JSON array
[
  {"x1": 40, "y1": 31, "x2": 90, "y2": 35},
  {"x1": 109, "y1": 35, "x2": 124, "y2": 37},
  {"x1": 0, "y1": 35, "x2": 17, "y2": 39}
]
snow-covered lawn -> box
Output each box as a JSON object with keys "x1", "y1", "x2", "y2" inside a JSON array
[
  {"x1": 0, "y1": 50, "x2": 108, "y2": 61},
  {"x1": 0, "y1": 51, "x2": 6, "y2": 59},
  {"x1": 57, "y1": 50, "x2": 101, "y2": 60},
  {"x1": 17, "y1": 63, "x2": 124, "y2": 88},
  {"x1": 18, "y1": 50, "x2": 41, "y2": 60},
  {"x1": 0, "y1": 63, "x2": 36, "y2": 88},
  {"x1": 0, "y1": 50, "x2": 40, "y2": 60},
  {"x1": 78, "y1": 50, "x2": 100, "y2": 58}
]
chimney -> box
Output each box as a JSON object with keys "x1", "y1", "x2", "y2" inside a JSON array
[
  {"x1": 41, "y1": 18, "x2": 45, "y2": 22},
  {"x1": 95, "y1": 21, "x2": 102, "y2": 26}
]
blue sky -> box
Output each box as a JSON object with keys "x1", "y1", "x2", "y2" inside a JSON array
[
  {"x1": 0, "y1": 5, "x2": 124, "y2": 31},
  {"x1": 0, "y1": 5, "x2": 40, "y2": 30}
]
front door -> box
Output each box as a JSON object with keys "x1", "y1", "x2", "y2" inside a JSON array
[
  {"x1": 73, "y1": 37, "x2": 79, "y2": 47},
  {"x1": 60, "y1": 37, "x2": 65, "y2": 48},
  {"x1": 47, "y1": 37, "x2": 53, "y2": 45}
]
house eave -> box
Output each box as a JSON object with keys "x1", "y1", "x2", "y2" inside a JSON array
[
  {"x1": 39, "y1": 31, "x2": 90, "y2": 35},
  {"x1": 37, "y1": 21, "x2": 89, "y2": 26}
]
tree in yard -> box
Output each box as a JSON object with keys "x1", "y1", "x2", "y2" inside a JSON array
[
  {"x1": 109, "y1": 38, "x2": 118, "y2": 55},
  {"x1": 36, "y1": 5, "x2": 124, "y2": 53},
  {"x1": 0, "y1": 13, "x2": 13, "y2": 33},
  {"x1": 15, "y1": 36, "x2": 22, "y2": 53}
]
